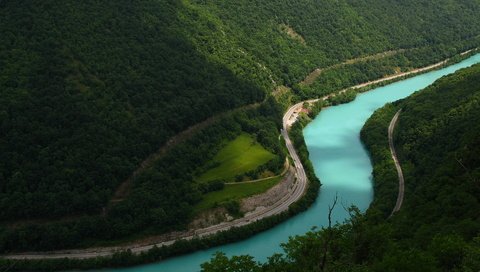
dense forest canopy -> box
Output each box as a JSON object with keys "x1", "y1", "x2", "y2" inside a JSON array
[
  {"x1": 201, "y1": 64, "x2": 480, "y2": 272},
  {"x1": 193, "y1": 0, "x2": 480, "y2": 84},
  {"x1": 1, "y1": 0, "x2": 480, "y2": 252}
]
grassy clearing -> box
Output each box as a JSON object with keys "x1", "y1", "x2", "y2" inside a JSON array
[
  {"x1": 194, "y1": 176, "x2": 282, "y2": 213},
  {"x1": 197, "y1": 133, "x2": 275, "y2": 183}
]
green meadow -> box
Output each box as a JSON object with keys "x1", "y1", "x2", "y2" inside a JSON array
[
  {"x1": 198, "y1": 133, "x2": 275, "y2": 183},
  {"x1": 194, "y1": 176, "x2": 282, "y2": 213}
]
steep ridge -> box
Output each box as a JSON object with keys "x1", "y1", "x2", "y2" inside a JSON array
[
  {"x1": 361, "y1": 63, "x2": 480, "y2": 271},
  {"x1": 199, "y1": 62, "x2": 480, "y2": 272},
  {"x1": 1, "y1": 0, "x2": 480, "y2": 254}
]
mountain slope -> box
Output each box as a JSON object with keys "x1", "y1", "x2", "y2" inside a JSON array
[
  {"x1": 202, "y1": 63, "x2": 480, "y2": 271},
  {"x1": 1, "y1": 0, "x2": 480, "y2": 252},
  {"x1": 0, "y1": 0, "x2": 266, "y2": 220}
]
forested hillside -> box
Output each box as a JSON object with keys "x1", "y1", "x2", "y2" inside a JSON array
[
  {"x1": 194, "y1": 0, "x2": 480, "y2": 86},
  {"x1": 0, "y1": 0, "x2": 266, "y2": 221},
  {"x1": 202, "y1": 64, "x2": 480, "y2": 271},
  {"x1": 1, "y1": 0, "x2": 480, "y2": 252}
]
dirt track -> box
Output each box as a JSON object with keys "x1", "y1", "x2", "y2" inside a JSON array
[
  {"x1": 3, "y1": 49, "x2": 476, "y2": 260},
  {"x1": 1, "y1": 103, "x2": 309, "y2": 260}
]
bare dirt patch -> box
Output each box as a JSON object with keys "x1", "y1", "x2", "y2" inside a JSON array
[
  {"x1": 302, "y1": 68, "x2": 323, "y2": 85},
  {"x1": 189, "y1": 207, "x2": 231, "y2": 229},
  {"x1": 300, "y1": 49, "x2": 407, "y2": 86},
  {"x1": 188, "y1": 167, "x2": 294, "y2": 229},
  {"x1": 279, "y1": 24, "x2": 306, "y2": 45},
  {"x1": 272, "y1": 85, "x2": 291, "y2": 97},
  {"x1": 240, "y1": 167, "x2": 295, "y2": 213}
]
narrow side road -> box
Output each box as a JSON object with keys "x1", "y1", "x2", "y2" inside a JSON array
[
  {"x1": 1, "y1": 104, "x2": 309, "y2": 260},
  {"x1": 388, "y1": 110, "x2": 404, "y2": 217},
  {"x1": 3, "y1": 49, "x2": 475, "y2": 260},
  {"x1": 225, "y1": 158, "x2": 290, "y2": 185},
  {"x1": 110, "y1": 102, "x2": 262, "y2": 204}
]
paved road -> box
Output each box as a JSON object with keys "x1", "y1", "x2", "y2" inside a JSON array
[
  {"x1": 2, "y1": 104, "x2": 309, "y2": 260},
  {"x1": 4, "y1": 50, "x2": 471, "y2": 260},
  {"x1": 388, "y1": 110, "x2": 404, "y2": 217}
]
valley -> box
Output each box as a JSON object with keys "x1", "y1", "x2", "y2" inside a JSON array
[{"x1": 1, "y1": 0, "x2": 480, "y2": 271}]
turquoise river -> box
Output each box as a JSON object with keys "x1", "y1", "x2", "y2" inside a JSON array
[{"x1": 97, "y1": 53, "x2": 480, "y2": 272}]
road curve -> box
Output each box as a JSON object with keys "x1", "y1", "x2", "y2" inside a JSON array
[
  {"x1": 2, "y1": 105, "x2": 309, "y2": 260},
  {"x1": 4, "y1": 49, "x2": 474, "y2": 260},
  {"x1": 388, "y1": 110, "x2": 404, "y2": 217}
]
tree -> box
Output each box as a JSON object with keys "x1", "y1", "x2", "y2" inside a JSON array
[{"x1": 201, "y1": 252, "x2": 261, "y2": 272}]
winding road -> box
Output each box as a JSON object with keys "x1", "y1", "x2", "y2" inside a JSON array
[
  {"x1": 3, "y1": 49, "x2": 475, "y2": 260},
  {"x1": 388, "y1": 110, "x2": 404, "y2": 217},
  {"x1": 1, "y1": 104, "x2": 309, "y2": 260}
]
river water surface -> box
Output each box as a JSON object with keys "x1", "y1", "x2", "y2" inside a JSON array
[{"x1": 97, "y1": 53, "x2": 480, "y2": 272}]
